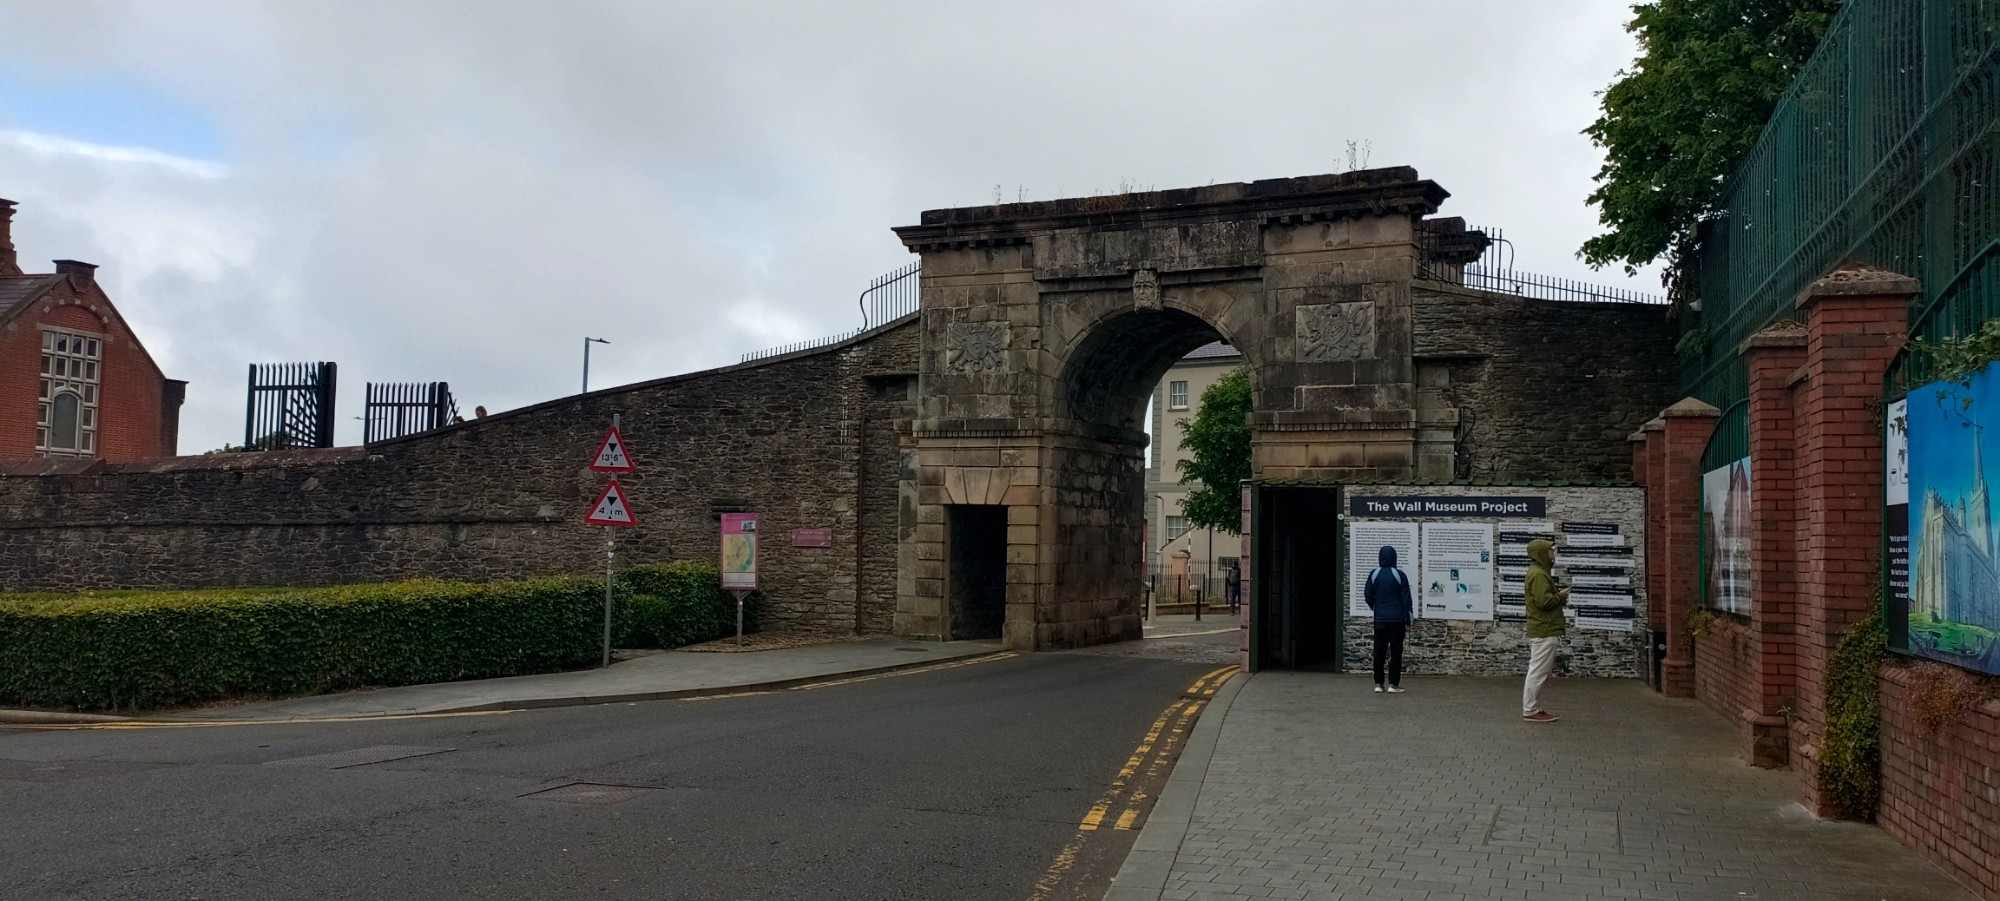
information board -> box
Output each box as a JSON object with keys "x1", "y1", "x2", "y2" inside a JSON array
[
  {"x1": 1419, "y1": 522, "x2": 1494, "y2": 620},
  {"x1": 1347, "y1": 521, "x2": 1419, "y2": 618}
]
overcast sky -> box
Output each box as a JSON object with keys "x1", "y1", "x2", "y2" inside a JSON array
[{"x1": 0, "y1": 1, "x2": 1659, "y2": 453}]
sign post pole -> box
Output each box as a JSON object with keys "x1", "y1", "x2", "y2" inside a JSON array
[
  {"x1": 734, "y1": 589, "x2": 746, "y2": 647},
  {"x1": 602, "y1": 413, "x2": 619, "y2": 668},
  {"x1": 603, "y1": 524, "x2": 614, "y2": 668},
  {"x1": 584, "y1": 413, "x2": 638, "y2": 669}
]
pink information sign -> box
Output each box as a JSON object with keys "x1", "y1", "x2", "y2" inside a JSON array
[{"x1": 720, "y1": 513, "x2": 759, "y2": 590}]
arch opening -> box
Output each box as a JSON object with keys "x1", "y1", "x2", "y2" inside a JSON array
[{"x1": 1057, "y1": 308, "x2": 1235, "y2": 438}]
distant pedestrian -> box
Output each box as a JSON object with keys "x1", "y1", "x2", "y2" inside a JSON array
[
  {"x1": 1521, "y1": 538, "x2": 1571, "y2": 723},
  {"x1": 1364, "y1": 545, "x2": 1413, "y2": 693},
  {"x1": 1224, "y1": 562, "x2": 1242, "y2": 614}
]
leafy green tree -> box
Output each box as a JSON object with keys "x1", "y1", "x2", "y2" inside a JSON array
[
  {"x1": 1173, "y1": 367, "x2": 1252, "y2": 534},
  {"x1": 1583, "y1": 0, "x2": 1844, "y2": 295}
]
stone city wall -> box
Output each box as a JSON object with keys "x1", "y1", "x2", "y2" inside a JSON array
[
  {"x1": 1340, "y1": 483, "x2": 1648, "y2": 678},
  {"x1": 1413, "y1": 284, "x2": 1679, "y2": 482},
  {"x1": 0, "y1": 319, "x2": 921, "y2": 634}
]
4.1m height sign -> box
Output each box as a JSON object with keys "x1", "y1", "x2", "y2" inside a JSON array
[{"x1": 585, "y1": 423, "x2": 638, "y2": 527}]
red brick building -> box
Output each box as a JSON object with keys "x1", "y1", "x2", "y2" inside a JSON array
[{"x1": 0, "y1": 199, "x2": 184, "y2": 462}]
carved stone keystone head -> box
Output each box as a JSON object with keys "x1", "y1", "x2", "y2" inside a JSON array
[{"x1": 1132, "y1": 269, "x2": 1161, "y2": 311}]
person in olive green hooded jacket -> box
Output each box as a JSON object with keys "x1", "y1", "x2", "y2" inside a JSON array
[{"x1": 1521, "y1": 538, "x2": 1570, "y2": 723}]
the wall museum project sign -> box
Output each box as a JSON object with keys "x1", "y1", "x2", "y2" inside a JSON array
[{"x1": 1350, "y1": 496, "x2": 1547, "y2": 518}]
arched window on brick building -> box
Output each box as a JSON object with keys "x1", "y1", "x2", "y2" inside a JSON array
[{"x1": 37, "y1": 329, "x2": 100, "y2": 456}]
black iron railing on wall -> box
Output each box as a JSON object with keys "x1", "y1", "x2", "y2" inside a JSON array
[
  {"x1": 364, "y1": 381, "x2": 460, "y2": 444},
  {"x1": 245, "y1": 362, "x2": 336, "y2": 449},
  {"x1": 742, "y1": 260, "x2": 922, "y2": 363}
]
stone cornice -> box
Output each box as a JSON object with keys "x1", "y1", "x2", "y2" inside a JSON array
[{"x1": 894, "y1": 169, "x2": 1448, "y2": 252}]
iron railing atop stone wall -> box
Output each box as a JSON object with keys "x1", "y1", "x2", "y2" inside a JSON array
[
  {"x1": 860, "y1": 260, "x2": 920, "y2": 328},
  {"x1": 245, "y1": 362, "x2": 336, "y2": 449},
  {"x1": 1419, "y1": 219, "x2": 1665, "y2": 304},
  {"x1": 1458, "y1": 266, "x2": 1667, "y2": 305},
  {"x1": 1684, "y1": 0, "x2": 2000, "y2": 407},
  {"x1": 363, "y1": 381, "x2": 459, "y2": 444},
  {"x1": 741, "y1": 260, "x2": 922, "y2": 363}
]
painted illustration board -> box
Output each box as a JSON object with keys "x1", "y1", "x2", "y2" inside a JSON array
[
  {"x1": 1898, "y1": 362, "x2": 2000, "y2": 675},
  {"x1": 721, "y1": 512, "x2": 759, "y2": 590}
]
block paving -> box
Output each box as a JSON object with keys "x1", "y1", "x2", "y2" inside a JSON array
[{"x1": 1153, "y1": 673, "x2": 1970, "y2": 901}]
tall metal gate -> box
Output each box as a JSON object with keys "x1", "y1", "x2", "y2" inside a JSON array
[
  {"x1": 245, "y1": 362, "x2": 337, "y2": 449},
  {"x1": 363, "y1": 381, "x2": 459, "y2": 444}
]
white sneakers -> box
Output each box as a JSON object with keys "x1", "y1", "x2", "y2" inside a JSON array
[{"x1": 1373, "y1": 685, "x2": 1407, "y2": 693}]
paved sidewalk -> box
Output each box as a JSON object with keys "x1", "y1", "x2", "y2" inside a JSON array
[
  {"x1": 1109, "y1": 672, "x2": 1972, "y2": 901},
  {"x1": 0, "y1": 637, "x2": 1006, "y2": 724}
]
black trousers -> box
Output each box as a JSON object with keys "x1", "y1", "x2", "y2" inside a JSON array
[{"x1": 1373, "y1": 622, "x2": 1407, "y2": 686}]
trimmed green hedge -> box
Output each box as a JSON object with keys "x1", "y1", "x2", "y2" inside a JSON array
[
  {"x1": 0, "y1": 563, "x2": 763, "y2": 712},
  {"x1": 614, "y1": 561, "x2": 762, "y2": 649},
  {"x1": 0, "y1": 577, "x2": 605, "y2": 712}
]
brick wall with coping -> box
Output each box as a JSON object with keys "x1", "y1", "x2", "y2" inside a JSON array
[
  {"x1": 1650, "y1": 264, "x2": 2000, "y2": 898},
  {"x1": 1878, "y1": 666, "x2": 2000, "y2": 900}
]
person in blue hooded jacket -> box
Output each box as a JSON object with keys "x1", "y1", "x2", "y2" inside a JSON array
[{"x1": 1364, "y1": 545, "x2": 1413, "y2": 693}]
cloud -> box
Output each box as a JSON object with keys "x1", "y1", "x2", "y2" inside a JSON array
[
  {"x1": 0, "y1": 0, "x2": 1656, "y2": 453},
  {"x1": 0, "y1": 129, "x2": 228, "y2": 179}
]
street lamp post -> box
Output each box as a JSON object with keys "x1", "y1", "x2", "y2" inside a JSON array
[{"x1": 582, "y1": 337, "x2": 609, "y2": 394}]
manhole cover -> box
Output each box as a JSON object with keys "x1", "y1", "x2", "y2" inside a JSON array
[
  {"x1": 895, "y1": 647, "x2": 929, "y2": 652},
  {"x1": 268, "y1": 745, "x2": 455, "y2": 769},
  {"x1": 1484, "y1": 805, "x2": 1621, "y2": 852},
  {"x1": 521, "y1": 782, "x2": 660, "y2": 805}
]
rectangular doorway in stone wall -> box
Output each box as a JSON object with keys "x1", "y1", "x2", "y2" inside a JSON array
[
  {"x1": 1250, "y1": 485, "x2": 1343, "y2": 671},
  {"x1": 946, "y1": 504, "x2": 1007, "y2": 640}
]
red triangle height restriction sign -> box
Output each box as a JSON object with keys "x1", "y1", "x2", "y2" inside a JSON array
[
  {"x1": 586, "y1": 479, "x2": 638, "y2": 527},
  {"x1": 589, "y1": 426, "x2": 636, "y2": 472}
]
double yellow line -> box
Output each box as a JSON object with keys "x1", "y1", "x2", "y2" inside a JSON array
[
  {"x1": 1078, "y1": 664, "x2": 1237, "y2": 831},
  {"x1": 1027, "y1": 663, "x2": 1239, "y2": 901}
]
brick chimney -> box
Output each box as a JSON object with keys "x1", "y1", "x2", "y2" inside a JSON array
[
  {"x1": 0, "y1": 198, "x2": 17, "y2": 276},
  {"x1": 54, "y1": 259, "x2": 97, "y2": 289}
]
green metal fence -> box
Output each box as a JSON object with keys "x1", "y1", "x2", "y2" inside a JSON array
[{"x1": 1683, "y1": 0, "x2": 2000, "y2": 406}]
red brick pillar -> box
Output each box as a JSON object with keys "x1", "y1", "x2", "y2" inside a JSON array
[
  {"x1": 1739, "y1": 322, "x2": 1808, "y2": 767},
  {"x1": 1633, "y1": 420, "x2": 1666, "y2": 690},
  {"x1": 1788, "y1": 265, "x2": 1913, "y2": 812},
  {"x1": 1640, "y1": 420, "x2": 1666, "y2": 640},
  {"x1": 1659, "y1": 398, "x2": 1719, "y2": 699}
]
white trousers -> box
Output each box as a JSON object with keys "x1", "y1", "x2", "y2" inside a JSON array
[{"x1": 1522, "y1": 636, "x2": 1560, "y2": 715}]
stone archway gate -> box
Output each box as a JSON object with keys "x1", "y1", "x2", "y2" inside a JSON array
[{"x1": 888, "y1": 169, "x2": 1454, "y2": 649}]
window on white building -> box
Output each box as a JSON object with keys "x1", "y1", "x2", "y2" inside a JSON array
[
  {"x1": 38, "y1": 329, "x2": 101, "y2": 456},
  {"x1": 1166, "y1": 515, "x2": 1188, "y2": 539},
  {"x1": 1168, "y1": 380, "x2": 1188, "y2": 410}
]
